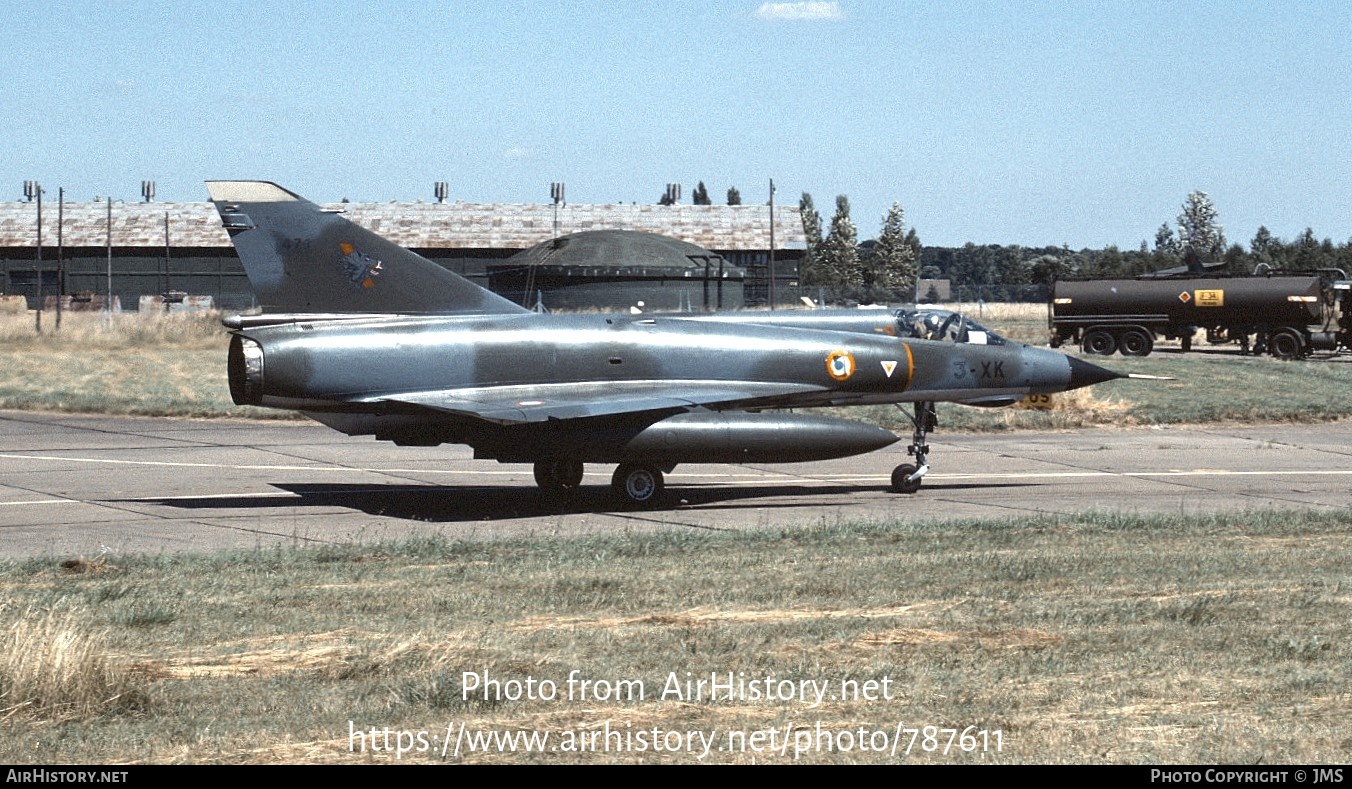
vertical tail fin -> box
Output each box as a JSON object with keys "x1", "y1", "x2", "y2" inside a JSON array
[{"x1": 206, "y1": 180, "x2": 528, "y2": 315}]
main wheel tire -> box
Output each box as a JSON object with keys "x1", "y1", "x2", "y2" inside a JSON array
[
  {"x1": 1269, "y1": 330, "x2": 1303, "y2": 360},
  {"x1": 891, "y1": 464, "x2": 922, "y2": 494},
  {"x1": 1083, "y1": 329, "x2": 1117, "y2": 356},
  {"x1": 1119, "y1": 328, "x2": 1154, "y2": 357},
  {"x1": 611, "y1": 464, "x2": 664, "y2": 506},
  {"x1": 534, "y1": 458, "x2": 584, "y2": 491}
]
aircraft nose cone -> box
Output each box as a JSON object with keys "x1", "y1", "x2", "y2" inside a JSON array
[{"x1": 1066, "y1": 355, "x2": 1125, "y2": 390}]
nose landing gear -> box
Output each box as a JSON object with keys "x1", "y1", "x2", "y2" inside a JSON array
[{"x1": 892, "y1": 401, "x2": 935, "y2": 494}]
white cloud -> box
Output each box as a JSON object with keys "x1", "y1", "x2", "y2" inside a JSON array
[
  {"x1": 755, "y1": 2, "x2": 843, "y2": 21},
  {"x1": 501, "y1": 147, "x2": 531, "y2": 160}
]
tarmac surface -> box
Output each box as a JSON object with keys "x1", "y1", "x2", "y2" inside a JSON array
[{"x1": 2, "y1": 410, "x2": 1350, "y2": 559}]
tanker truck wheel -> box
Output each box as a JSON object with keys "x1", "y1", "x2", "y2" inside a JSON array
[
  {"x1": 1082, "y1": 329, "x2": 1117, "y2": 356},
  {"x1": 1120, "y1": 329, "x2": 1154, "y2": 357},
  {"x1": 1269, "y1": 330, "x2": 1304, "y2": 360}
]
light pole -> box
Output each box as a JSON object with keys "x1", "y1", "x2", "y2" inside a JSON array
[
  {"x1": 28, "y1": 181, "x2": 44, "y2": 334},
  {"x1": 106, "y1": 197, "x2": 113, "y2": 321},
  {"x1": 56, "y1": 187, "x2": 64, "y2": 330},
  {"x1": 550, "y1": 182, "x2": 565, "y2": 239},
  {"x1": 768, "y1": 179, "x2": 776, "y2": 310}
]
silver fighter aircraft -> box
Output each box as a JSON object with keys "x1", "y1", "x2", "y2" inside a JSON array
[{"x1": 207, "y1": 181, "x2": 1124, "y2": 506}]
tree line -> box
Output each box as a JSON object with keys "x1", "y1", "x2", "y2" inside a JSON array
[
  {"x1": 659, "y1": 181, "x2": 743, "y2": 206},
  {"x1": 798, "y1": 189, "x2": 1352, "y2": 304}
]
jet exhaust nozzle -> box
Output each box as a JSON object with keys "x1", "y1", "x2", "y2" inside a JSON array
[{"x1": 227, "y1": 335, "x2": 265, "y2": 405}]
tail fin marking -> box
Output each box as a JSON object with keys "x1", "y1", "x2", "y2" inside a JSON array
[{"x1": 206, "y1": 180, "x2": 529, "y2": 316}]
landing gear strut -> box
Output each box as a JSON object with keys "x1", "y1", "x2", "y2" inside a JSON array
[{"x1": 892, "y1": 401, "x2": 936, "y2": 494}]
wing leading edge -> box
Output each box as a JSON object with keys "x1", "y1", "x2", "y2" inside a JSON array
[{"x1": 374, "y1": 380, "x2": 830, "y2": 424}]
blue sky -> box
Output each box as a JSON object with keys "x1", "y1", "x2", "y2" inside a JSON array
[{"x1": 5, "y1": 1, "x2": 1350, "y2": 248}]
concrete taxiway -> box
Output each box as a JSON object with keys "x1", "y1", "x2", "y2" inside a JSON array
[{"x1": 1, "y1": 410, "x2": 1350, "y2": 559}]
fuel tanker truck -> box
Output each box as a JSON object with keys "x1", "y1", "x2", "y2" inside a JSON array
[{"x1": 1049, "y1": 271, "x2": 1352, "y2": 359}]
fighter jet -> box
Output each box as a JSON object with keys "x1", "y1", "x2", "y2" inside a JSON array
[{"x1": 207, "y1": 181, "x2": 1124, "y2": 506}]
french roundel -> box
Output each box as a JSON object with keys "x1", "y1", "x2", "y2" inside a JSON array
[{"x1": 826, "y1": 350, "x2": 856, "y2": 381}]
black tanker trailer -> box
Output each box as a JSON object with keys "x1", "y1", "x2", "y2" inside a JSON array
[{"x1": 1049, "y1": 273, "x2": 1352, "y2": 359}]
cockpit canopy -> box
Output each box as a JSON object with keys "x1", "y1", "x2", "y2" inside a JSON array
[{"x1": 893, "y1": 308, "x2": 1007, "y2": 345}]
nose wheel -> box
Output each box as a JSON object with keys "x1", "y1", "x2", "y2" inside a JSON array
[
  {"x1": 892, "y1": 464, "x2": 923, "y2": 494},
  {"x1": 892, "y1": 401, "x2": 935, "y2": 494}
]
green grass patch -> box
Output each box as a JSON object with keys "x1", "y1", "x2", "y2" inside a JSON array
[{"x1": 2, "y1": 509, "x2": 1349, "y2": 763}]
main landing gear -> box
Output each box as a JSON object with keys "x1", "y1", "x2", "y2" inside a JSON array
[
  {"x1": 610, "y1": 463, "x2": 664, "y2": 506},
  {"x1": 892, "y1": 401, "x2": 936, "y2": 494},
  {"x1": 535, "y1": 401, "x2": 939, "y2": 503},
  {"x1": 534, "y1": 458, "x2": 668, "y2": 507},
  {"x1": 533, "y1": 458, "x2": 584, "y2": 493}
]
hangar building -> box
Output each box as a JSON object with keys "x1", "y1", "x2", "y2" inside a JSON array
[{"x1": 0, "y1": 197, "x2": 804, "y2": 312}]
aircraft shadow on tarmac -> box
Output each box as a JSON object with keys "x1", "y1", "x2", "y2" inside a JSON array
[{"x1": 130, "y1": 480, "x2": 1036, "y2": 523}]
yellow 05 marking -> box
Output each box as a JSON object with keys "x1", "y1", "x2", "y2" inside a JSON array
[{"x1": 1019, "y1": 394, "x2": 1054, "y2": 410}]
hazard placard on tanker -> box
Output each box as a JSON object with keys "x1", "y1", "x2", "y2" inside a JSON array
[{"x1": 1194, "y1": 289, "x2": 1224, "y2": 307}]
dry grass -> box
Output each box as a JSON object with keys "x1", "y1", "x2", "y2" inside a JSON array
[
  {"x1": 0, "y1": 302, "x2": 1048, "y2": 349},
  {"x1": 508, "y1": 603, "x2": 928, "y2": 633},
  {"x1": 936, "y1": 301, "x2": 1050, "y2": 345},
  {"x1": 1005, "y1": 386, "x2": 1135, "y2": 427},
  {"x1": 0, "y1": 310, "x2": 227, "y2": 350},
  {"x1": 138, "y1": 629, "x2": 425, "y2": 680},
  {"x1": 0, "y1": 311, "x2": 289, "y2": 418},
  {"x1": 1, "y1": 510, "x2": 1348, "y2": 763},
  {"x1": 855, "y1": 627, "x2": 1062, "y2": 650},
  {"x1": 0, "y1": 603, "x2": 145, "y2": 722},
  {"x1": 939, "y1": 301, "x2": 1047, "y2": 322}
]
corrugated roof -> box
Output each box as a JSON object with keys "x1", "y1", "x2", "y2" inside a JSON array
[
  {"x1": 507, "y1": 230, "x2": 743, "y2": 272},
  {"x1": 0, "y1": 200, "x2": 805, "y2": 251}
]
